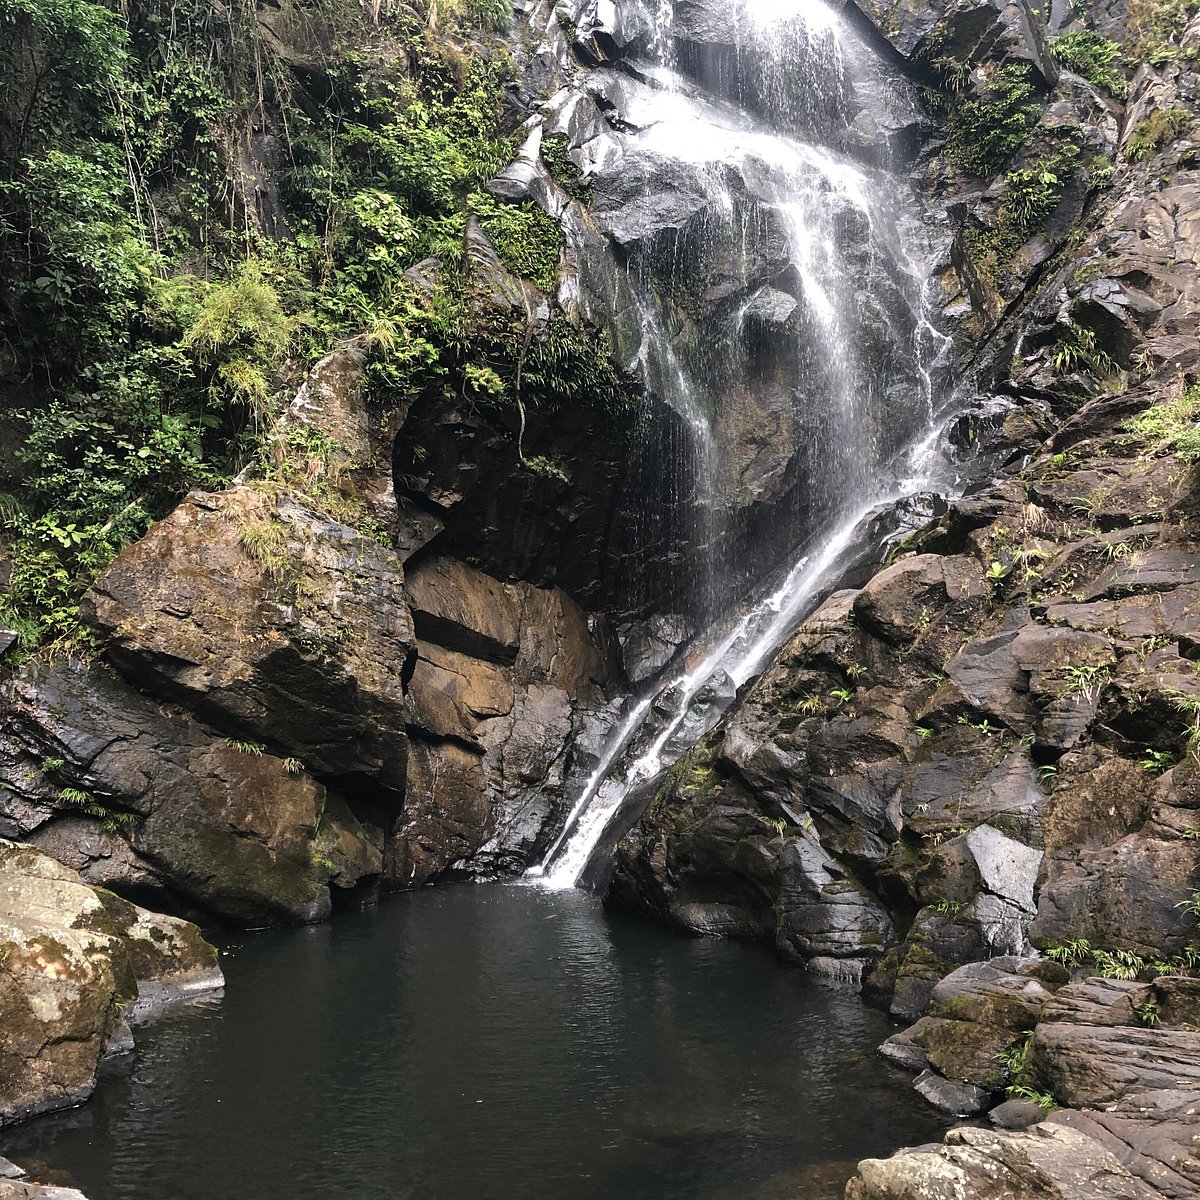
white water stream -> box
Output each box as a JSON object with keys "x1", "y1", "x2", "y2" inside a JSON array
[{"x1": 529, "y1": 0, "x2": 957, "y2": 889}]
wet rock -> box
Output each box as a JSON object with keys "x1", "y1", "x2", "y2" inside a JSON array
[
  {"x1": 82, "y1": 485, "x2": 414, "y2": 803},
  {"x1": 879, "y1": 1028, "x2": 930, "y2": 1073},
  {"x1": 913, "y1": 1068, "x2": 990, "y2": 1116},
  {"x1": 397, "y1": 558, "x2": 615, "y2": 883},
  {"x1": 774, "y1": 831, "x2": 896, "y2": 964},
  {"x1": 848, "y1": 0, "x2": 1057, "y2": 85},
  {"x1": 0, "y1": 840, "x2": 219, "y2": 1127}
]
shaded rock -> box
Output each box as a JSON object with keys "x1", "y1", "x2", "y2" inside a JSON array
[
  {"x1": 405, "y1": 557, "x2": 521, "y2": 665},
  {"x1": 396, "y1": 560, "x2": 615, "y2": 883},
  {"x1": 2, "y1": 658, "x2": 376, "y2": 925},
  {"x1": 82, "y1": 486, "x2": 414, "y2": 802},
  {"x1": 1031, "y1": 834, "x2": 1200, "y2": 958}
]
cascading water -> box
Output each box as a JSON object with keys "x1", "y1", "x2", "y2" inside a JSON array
[{"x1": 529, "y1": 0, "x2": 958, "y2": 890}]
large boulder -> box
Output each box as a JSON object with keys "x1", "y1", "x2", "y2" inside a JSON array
[
  {"x1": 82, "y1": 485, "x2": 414, "y2": 803},
  {"x1": 0, "y1": 840, "x2": 220, "y2": 1127}
]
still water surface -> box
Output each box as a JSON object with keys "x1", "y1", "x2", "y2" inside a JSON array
[{"x1": 4, "y1": 885, "x2": 947, "y2": 1200}]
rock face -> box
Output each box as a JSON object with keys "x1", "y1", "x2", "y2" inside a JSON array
[
  {"x1": 395, "y1": 555, "x2": 615, "y2": 884},
  {"x1": 0, "y1": 656, "x2": 379, "y2": 925},
  {"x1": 610, "y1": 6, "x2": 1200, "y2": 1006},
  {"x1": 0, "y1": 840, "x2": 220, "y2": 1127},
  {"x1": 82, "y1": 485, "x2": 415, "y2": 803}
]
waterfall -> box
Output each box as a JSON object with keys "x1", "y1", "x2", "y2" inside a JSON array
[{"x1": 528, "y1": 0, "x2": 958, "y2": 890}]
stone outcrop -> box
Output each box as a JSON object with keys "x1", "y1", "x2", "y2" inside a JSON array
[
  {"x1": 0, "y1": 840, "x2": 220, "y2": 1127},
  {"x1": 0, "y1": 656, "x2": 380, "y2": 925},
  {"x1": 395, "y1": 555, "x2": 616, "y2": 884},
  {"x1": 82, "y1": 484, "x2": 414, "y2": 803},
  {"x1": 852, "y1": 959, "x2": 1200, "y2": 1199}
]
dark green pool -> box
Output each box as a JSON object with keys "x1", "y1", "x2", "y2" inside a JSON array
[{"x1": 2, "y1": 885, "x2": 947, "y2": 1200}]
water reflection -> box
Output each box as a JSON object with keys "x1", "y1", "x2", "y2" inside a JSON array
[{"x1": 3, "y1": 886, "x2": 948, "y2": 1200}]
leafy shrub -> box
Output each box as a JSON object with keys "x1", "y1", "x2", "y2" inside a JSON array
[
  {"x1": 946, "y1": 64, "x2": 1042, "y2": 179},
  {"x1": 1050, "y1": 31, "x2": 1127, "y2": 96}
]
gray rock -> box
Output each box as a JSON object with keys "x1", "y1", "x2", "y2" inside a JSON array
[
  {"x1": 988, "y1": 1098, "x2": 1047, "y2": 1129},
  {"x1": 879, "y1": 1029, "x2": 930, "y2": 1073},
  {"x1": 913, "y1": 1069, "x2": 991, "y2": 1116}
]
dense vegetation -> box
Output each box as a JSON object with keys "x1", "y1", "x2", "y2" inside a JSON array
[{"x1": 0, "y1": 0, "x2": 622, "y2": 651}]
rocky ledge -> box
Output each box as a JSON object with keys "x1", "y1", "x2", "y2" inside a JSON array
[
  {"x1": 0, "y1": 1157, "x2": 87, "y2": 1200},
  {"x1": 851, "y1": 958, "x2": 1200, "y2": 1199}
]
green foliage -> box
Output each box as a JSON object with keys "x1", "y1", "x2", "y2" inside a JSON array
[
  {"x1": 1051, "y1": 323, "x2": 1119, "y2": 381},
  {"x1": 945, "y1": 65, "x2": 1042, "y2": 179},
  {"x1": 541, "y1": 134, "x2": 594, "y2": 204},
  {"x1": 1127, "y1": 106, "x2": 1191, "y2": 162},
  {"x1": 1125, "y1": 385, "x2": 1200, "y2": 462},
  {"x1": 1050, "y1": 32, "x2": 1127, "y2": 96},
  {"x1": 471, "y1": 193, "x2": 563, "y2": 294},
  {"x1": 962, "y1": 128, "x2": 1089, "y2": 291},
  {"x1": 1044, "y1": 937, "x2": 1092, "y2": 968},
  {"x1": 0, "y1": 0, "x2": 635, "y2": 651},
  {"x1": 223, "y1": 738, "x2": 267, "y2": 756},
  {"x1": 58, "y1": 785, "x2": 137, "y2": 832},
  {"x1": 1126, "y1": 0, "x2": 1200, "y2": 64}
]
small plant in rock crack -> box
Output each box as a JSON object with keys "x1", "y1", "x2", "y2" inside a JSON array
[
  {"x1": 1176, "y1": 890, "x2": 1200, "y2": 921},
  {"x1": 957, "y1": 714, "x2": 998, "y2": 736},
  {"x1": 930, "y1": 897, "x2": 968, "y2": 918},
  {"x1": 1061, "y1": 661, "x2": 1112, "y2": 702},
  {"x1": 829, "y1": 687, "x2": 854, "y2": 703},
  {"x1": 58, "y1": 787, "x2": 137, "y2": 833},
  {"x1": 1092, "y1": 948, "x2": 1147, "y2": 980},
  {"x1": 1044, "y1": 936, "x2": 1092, "y2": 968},
  {"x1": 1136, "y1": 1002, "x2": 1161, "y2": 1027},
  {"x1": 224, "y1": 738, "x2": 267, "y2": 756},
  {"x1": 764, "y1": 816, "x2": 788, "y2": 839},
  {"x1": 915, "y1": 724, "x2": 935, "y2": 740},
  {"x1": 1141, "y1": 747, "x2": 1180, "y2": 773},
  {"x1": 1036, "y1": 764, "x2": 1058, "y2": 787},
  {"x1": 282, "y1": 757, "x2": 305, "y2": 774}
]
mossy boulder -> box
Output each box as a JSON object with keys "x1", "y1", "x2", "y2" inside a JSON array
[{"x1": 0, "y1": 840, "x2": 220, "y2": 1127}]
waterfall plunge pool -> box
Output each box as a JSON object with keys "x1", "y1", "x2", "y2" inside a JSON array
[{"x1": 2, "y1": 885, "x2": 950, "y2": 1200}]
